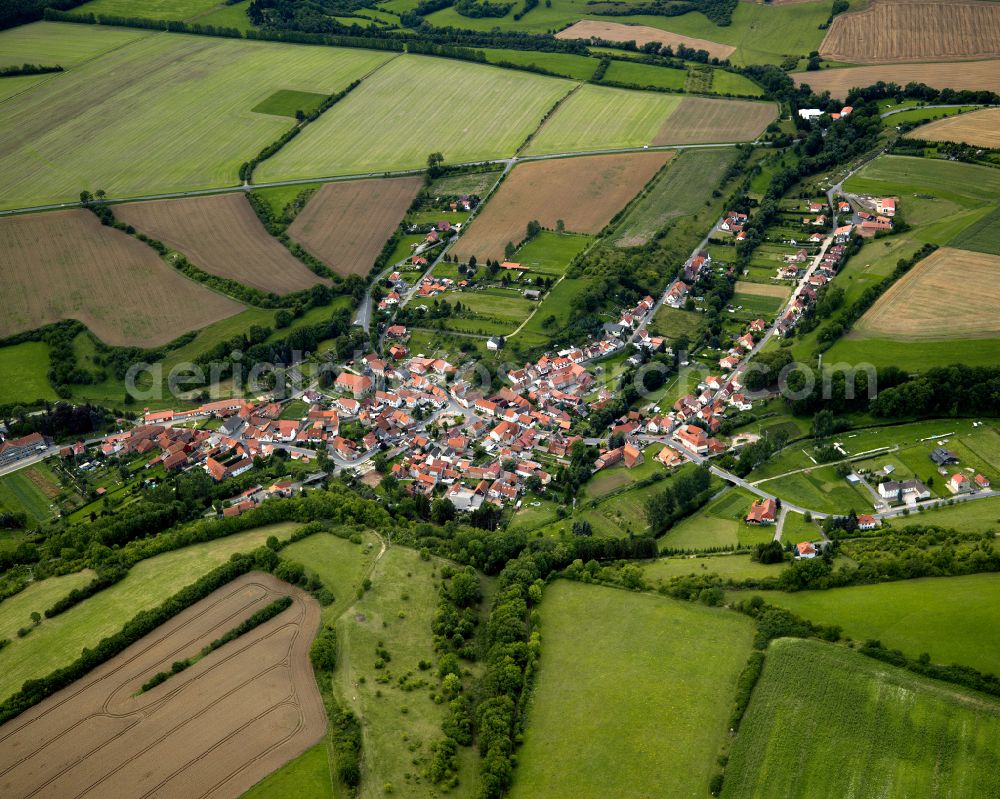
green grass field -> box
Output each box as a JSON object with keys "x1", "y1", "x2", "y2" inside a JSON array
[
  {"x1": 756, "y1": 466, "x2": 874, "y2": 516},
  {"x1": 660, "y1": 487, "x2": 775, "y2": 551},
  {"x1": 279, "y1": 531, "x2": 379, "y2": 623},
  {"x1": 0, "y1": 569, "x2": 95, "y2": 643},
  {"x1": 583, "y1": 445, "x2": 663, "y2": 499},
  {"x1": 602, "y1": 59, "x2": 686, "y2": 91},
  {"x1": 750, "y1": 573, "x2": 1000, "y2": 676},
  {"x1": 258, "y1": 55, "x2": 572, "y2": 182},
  {"x1": 426, "y1": 168, "x2": 501, "y2": 198},
  {"x1": 512, "y1": 231, "x2": 592, "y2": 276},
  {"x1": 893, "y1": 495, "x2": 1000, "y2": 534},
  {"x1": 251, "y1": 182, "x2": 322, "y2": 217},
  {"x1": 844, "y1": 156, "x2": 1000, "y2": 209},
  {"x1": 0, "y1": 21, "x2": 149, "y2": 70},
  {"x1": 730, "y1": 290, "x2": 783, "y2": 317},
  {"x1": 950, "y1": 204, "x2": 1000, "y2": 255},
  {"x1": 721, "y1": 637, "x2": 1000, "y2": 798},
  {"x1": 643, "y1": 553, "x2": 786, "y2": 583},
  {"x1": 480, "y1": 47, "x2": 599, "y2": 80},
  {"x1": 524, "y1": 84, "x2": 680, "y2": 156},
  {"x1": 824, "y1": 335, "x2": 1000, "y2": 371},
  {"x1": 515, "y1": 276, "x2": 593, "y2": 345},
  {"x1": 0, "y1": 25, "x2": 394, "y2": 209},
  {"x1": 0, "y1": 523, "x2": 293, "y2": 701},
  {"x1": 510, "y1": 580, "x2": 754, "y2": 798},
  {"x1": 76, "y1": 0, "x2": 224, "y2": 20},
  {"x1": 251, "y1": 88, "x2": 328, "y2": 117},
  {"x1": 891, "y1": 105, "x2": 979, "y2": 126},
  {"x1": 196, "y1": 0, "x2": 257, "y2": 31},
  {"x1": 240, "y1": 743, "x2": 332, "y2": 799},
  {"x1": 613, "y1": 147, "x2": 737, "y2": 246},
  {"x1": 649, "y1": 304, "x2": 706, "y2": 339},
  {"x1": 0, "y1": 463, "x2": 63, "y2": 524},
  {"x1": 0, "y1": 341, "x2": 58, "y2": 404},
  {"x1": 333, "y1": 545, "x2": 479, "y2": 798}
]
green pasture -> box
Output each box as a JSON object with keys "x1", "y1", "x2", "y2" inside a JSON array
[
  {"x1": 891, "y1": 105, "x2": 979, "y2": 126},
  {"x1": 480, "y1": 47, "x2": 599, "y2": 80},
  {"x1": 524, "y1": 84, "x2": 680, "y2": 156},
  {"x1": 583, "y1": 445, "x2": 663, "y2": 499},
  {"x1": 427, "y1": 168, "x2": 501, "y2": 198},
  {"x1": 258, "y1": 55, "x2": 572, "y2": 181},
  {"x1": 513, "y1": 231, "x2": 592, "y2": 276},
  {"x1": 0, "y1": 341, "x2": 58, "y2": 404},
  {"x1": 515, "y1": 276, "x2": 593, "y2": 344},
  {"x1": 613, "y1": 147, "x2": 736, "y2": 246},
  {"x1": 196, "y1": 0, "x2": 257, "y2": 31},
  {"x1": 251, "y1": 89, "x2": 328, "y2": 118},
  {"x1": 844, "y1": 156, "x2": 1000, "y2": 209},
  {"x1": 240, "y1": 743, "x2": 332, "y2": 799},
  {"x1": 649, "y1": 305, "x2": 705, "y2": 339},
  {"x1": 893, "y1": 495, "x2": 1000, "y2": 534},
  {"x1": 660, "y1": 487, "x2": 775, "y2": 551},
  {"x1": 0, "y1": 26, "x2": 394, "y2": 209},
  {"x1": 76, "y1": 0, "x2": 224, "y2": 21},
  {"x1": 759, "y1": 466, "x2": 874, "y2": 516},
  {"x1": 0, "y1": 21, "x2": 149, "y2": 70},
  {"x1": 730, "y1": 290, "x2": 783, "y2": 317},
  {"x1": 510, "y1": 580, "x2": 754, "y2": 799},
  {"x1": 602, "y1": 59, "x2": 685, "y2": 90},
  {"x1": 0, "y1": 523, "x2": 295, "y2": 702},
  {"x1": 722, "y1": 637, "x2": 1000, "y2": 798},
  {"x1": 824, "y1": 335, "x2": 1000, "y2": 372},
  {"x1": 279, "y1": 531, "x2": 379, "y2": 623},
  {"x1": 643, "y1": 553, "x2": 786, "y2": 583},
  {"x1": 950, "y1": 204, "x2": 1000, "y2": 255},
  {"x1": 0, "y1": 464, "x2": 63, "y2": 524},
  {"x1": 750, "y1": 573, "x2": 1000, "y2": 676},
  {"x1": 251, "y1": 182, "x2": 322, "y2": 217},
  {"x1": 0, "y1": 569, "x2": 95, "y2": 643}
]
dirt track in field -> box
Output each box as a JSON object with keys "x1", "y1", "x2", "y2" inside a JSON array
[
  {"x1": 0, "y1": 572, "x2": 326, "y2": 799},
  {"x1": 555, "y1": 20, "x2": 735, "y2": 61},
  {"x1": 288, "y1": 176, "x2": 422, "y2": 277},
  {"x1": 905, "y1": 108, "x2": 1000, "y2": 148},
  {"x1": 820, "y1": 0, "x2": 1000, "y2": 63},
  {"x1": 794, "y1": 60, "x2": 1000, "y2": 96},
  {"x1": 652, "y1": 97, "x2": 776, "y2": 145},
  {"x1": 116, "y1": 194, "x2": 328, "y2": 295},
  {"x1": 0, "y1": 210, "x2": 244, "y2": 346},
  {"x1": 856, "y1": 247, "x2": 1000, "y2": 340},
  {"x1": 453, "y1": 151, "x2": 671, "y2": 261}
]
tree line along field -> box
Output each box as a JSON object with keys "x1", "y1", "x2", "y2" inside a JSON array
[
  {"x1": 820, "y1": 0, "x2": 1000, "y2": 64},
  {"x1": 0, "y1": 571, "x2": 326, "y2": 799},
  {"x1": 287, "y1": 176, "x2": 423, "y2": 277},
  {"x1": 453, "y1": 151, "x2": 671, "y2": 261},
  {"x1": 0, "y1": 24, "x2": 395, "y2": 210},
  {"x1": 0, "y1": 524, "x2": 293, "y2": 703},
  {"x1": 612, "y1": 148, "x2": 738, "y2": 246},
  {"x1": 555, "y1": 20, "x2": 736, "y2": 61},
  {"x1": 509, "y1": 580, "x2": 754, "y2": 799},
  {"x1": 256, "y1": 55, "x2": 574, "y2": 182},
  {"x1": 0, "y1": 209, "x2": 245, "y2": 347},
  {"x1": 721, "y1": 638, "x2": 1000, "y2": 799},
  {"x1": 905, "y1": 107, "x2": 1000, "y2": 149},
  {"x1": 116, "y1": 194, "x2": 330, "y2": 295},
  {"x1": 794, "y1": 60, "x2": 1000, "y2": 97}
]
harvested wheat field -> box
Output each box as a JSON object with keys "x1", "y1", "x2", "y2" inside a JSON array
[
  {"x1": 652, "y1": 97, "x2": 776, "y2": 145},
  {"x1": 820, "y1": 0, "x2": 1000, "y2": 63},
  {"x1": 555, "y1": 20, "x2": 735, "y2": 61},
  {"x1": 905, "y1": 108, "x2": 1000, "y2": 148},
  {"x1": 116, "y1": 194, "x2": 328, "y2": 295},
  {"x1": 0, "y1": 210, "x2": 243, "y2": 346},
  {"x1": 288, "y1": 176, "x2": 423, "y2": 277},
  {"x1": 0, "y1": 571, "x2": 325, "y2": 799},
  {"x1": 794, "y1": 60, "x2": 1000, "y2": 96},
  {"x1": 733, "y1": 280, "x2": 789, "y2": 298},
  {"x1": 856, "y1": 247, "x2": 1000, "y2": 340},
  {"x1": 453, "y1": 151, "x2": 671, "y2": 261}
]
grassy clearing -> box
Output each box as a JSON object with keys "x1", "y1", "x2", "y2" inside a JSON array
[
  {"x1": 951, "y1": 204, "x2": 1000, "y2": 256},
  {"x1": 758, "y1": 466, "x2": 875, "y2": 516},
  {"x1": 824, "y1": 335, "x2": 1000, "y2": 371},
  {"x1": 613, "y1": 147, "x2": 737, "y2": 247},
  {"x1": 0, "y1": 524, "x2": 293, "y2": 702},
  {"x1": 660, "y1": 487, "x2": 775, "y2": 551},
  {"x1": 515, "y1": 276, "x2": 592, "y2": 344},
  {"x1": 0, "y1": 341, "x2": 57, "y2": 404},
  {"x1": 601, "y1": 59, "x2": 686, "y2": 90},
  {"x1": 0, "y1": 20, "x2": 149, "y2": 70},
  {"x1": 525, "y1": 84, "x2": 681, "y2": 156},
  {"x1": 196, "y1": 0, "x2": 256, "y2": 30},
  {"x1": 251, "y1": 88, "x2": 328, "y2": 118},
  {"x1": 252, "y1": 182, "x2": 322, "y2": 218},
  {"x1": 649, "y1": 304, "x2": 705, "y2": 339},
  {"x1": 426, "y1": 169, "x2": 501, "y2": 198},
  {"x1": 480, "y1": 47, "x2": 599, "y2": 80},
  {"x1": 844, "y1": 155, "x2": 1000, "y2": 209},
  {"x1": 511, "y1": 580, "x2": 754, "y2": 799},
  {"x1": 751, "y1": 573, "x2": 1000, "y2": 676},
  {"x1": 258, "y1": 55, "x2": 572, "y2": 182},
  {"x1": 334, "y1": 545, "x2": 479, "y2": 798},
  {"x1": 513, "y1": 231, "x2": 591, "y2": 276},
  {"x1": 0, "y1": 464, "x2": 64, "y2": 524},
  {"x1": 643, "y1": 553, "x2": 786, "y2": 583},
  {"x1": 0, "y1": 26, "x2": 393, "y2": 209},
  {"x1": 0, "y1": 569, "x2": 95, "y2": 643},
  {"x1": 723, "y1": 638, "x2": 1000, "y2": 799}
]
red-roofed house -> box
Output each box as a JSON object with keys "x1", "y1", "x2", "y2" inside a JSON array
[{"x1": 745, "y1": 498, "x2": 777, "y2": 525}]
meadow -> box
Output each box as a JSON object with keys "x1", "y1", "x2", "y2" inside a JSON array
[
  {"x1": 0, "y1": 463, "x2": 66, "y2": 524},
  {"x1": 893, "y1": 495, "x2": 1000, "y2": 534},
  {"x1": 951, "y1": 205, "x2": 1000, "y2": 256},
  {"x1": 0, "y1": 20, "x2": 148, "y2": 69},
  {"x1": 750, "y1": 573, "x2": 1000, "y2": 676},
  {"x1": 0, "y1": 523, "x2": 295, "y2": 701},
  {"x1": 0, "y1": 25, "x2": 394, "y2": 209},
  {"x1": 116, "y1": 193, "x2": 329, "y2": 294},
  {"x1": 0, "y1": 569, "x2": 95, "y2": 643},
  {"x1": 510, "y1": 580, "x2": 754, "y2": 799},
  {"x1": 453, "y1": 151, "x2": 671, "y2": 261},
  {"x1": 660, "y1": 487, "x2": 776, "y2": 551},
  {"x1": 511, "y1": 230, "x2": 592, "y2": 276},
  {"x1": 643, "y1": 553, "x2": 786, "y2": 583},
  {"x1": 257, "y1": 55, "x2": 572, "y2": 182},
  {"x1": 0, "y1": 209, "x2": 245, "y2": 347},
  {"x1": 651, "y1": 97, "x2": 776, "y2": 145},
  {"x1": 479, "y1": 47, "x2": 600, "y2": 80},
  {"x1": 613, "y1": 147, "x2": 737, "y2": 246},
  {"x1": 722, "y1": 637, "x2": 1000, "y2": 799},
  {"x1": 601, "y1": 58, "x2": 686, "y2": 91},
  {"x1": 843, "y1": 155, "x2": 1000, "y2": 209},
  {"x1": 74, "y1": 0, "x2": 225, "y2": 21},
  {"x1": 524, "y1": 84, "x2": 681, "y2": 155},
  {"x1": 0, "y1": 341, "x2": 58, "y2": 404},
  {"x1": 755, "y1": 466, "x2": 874, "y2": 516}
]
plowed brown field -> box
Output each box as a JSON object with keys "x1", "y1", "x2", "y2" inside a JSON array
[
  {"x1": 288, "y1": 176, "x2": 423, "y2": 277},
  {"x1": 116, "y1": 194, "x2": 328, "y2": 295},
  {"x1": 0, "y1": 572, "x2": 325, "y2": 799},
  {"x1": 652, "y1": 97, "x2": 776, "y2": 145},
  {"x1": 555, "y1": 20, "x2": 735, "y2": 61},
  {"x1": 453, "y1": 151, "x2": 672, "y2": 261},
  {"x1": 855, "y1": 247, "x2": 1000, "y2": 340},
  {"x1": 0, "y1": 210, "x2": 244, "y2": 346},
  {"x1": 794, "y1": 60, "x2": 1000, "y2": 96},
  {"x1": 820, "y1": 0, "x2": 1000, "y2": 63},
  {"x1": 905, "y1": 108, "x2": 1000, "y2": 148}
]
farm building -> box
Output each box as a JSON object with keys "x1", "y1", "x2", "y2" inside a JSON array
[{"x1": 745, "y1": 498, "x2": 777, "y2": 525}]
